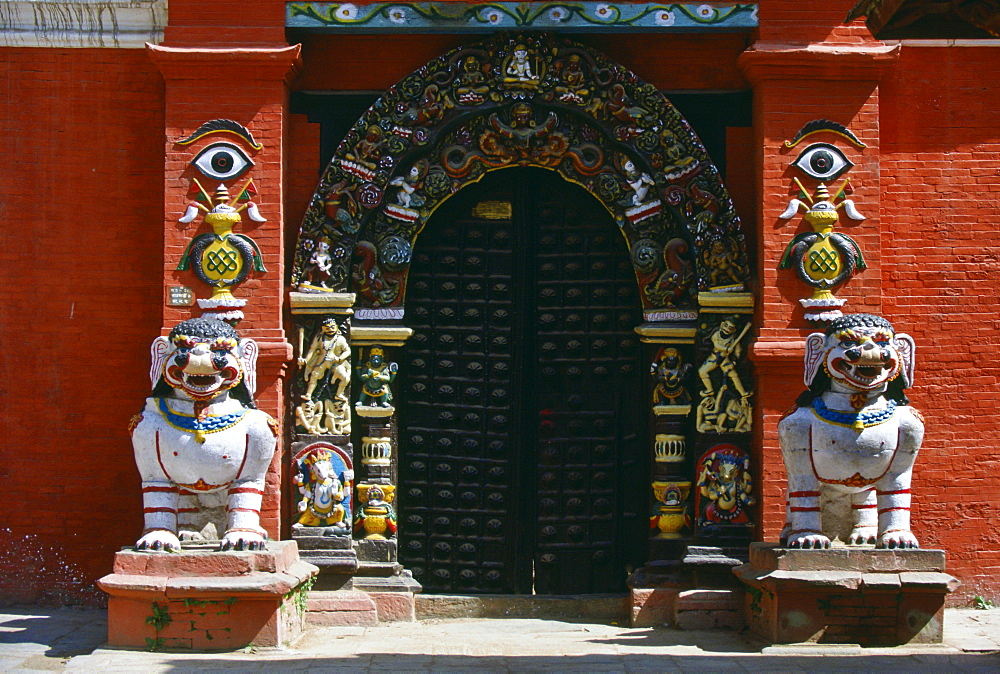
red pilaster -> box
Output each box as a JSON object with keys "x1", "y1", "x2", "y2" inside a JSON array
[
  {"x1": 147, "y1": 44, "x2": 302, "y2": 537},
  {"x1": 738, "y1": 41, "x2": 899, "y2": 539}
]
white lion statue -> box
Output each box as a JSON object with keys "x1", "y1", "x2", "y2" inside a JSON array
[
  {"x1": 778, "y1": 313, "x2": 923, "y2": 550},
  {"x1": 128, "y1": 317, "x2": 277, "y2": 552}
]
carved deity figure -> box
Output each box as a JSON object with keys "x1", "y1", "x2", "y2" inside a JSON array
[
  {"x1": 356, "y1": 347, "x2": 398, "y2": 408},
  {"x1": 696, "y1": 446, "x2": 755, "y2": 526},
  {"x1": 300, "y1": 318, "x2": 351, "y2": 404},
  {"x1": 355, "y1": 483, "x2": 398, "y2": 539},
  {"x1": 698, "y1": 316, "x2": 751, "y2": 400},
  {"x1": 128, "y1": 318, "x2": 277, "y2": 552},
  {"x1": 302, "y1": 239, "x2": 333, "y2": 289},
  {"x1": 505, "y1": 44, "x2": 535, "y2": 81},
  {"x1": 623, "y1": 158, "x2": 655, "y2": 206},
  {"x1": 293, "y1": 448, "x2": 353, "y2": 532},
  {"x1": 778, "y1": 314, "x2": 923, "y2": 549},
  {"x1": 651, "y1": 346, "x2": 691, "y2": 406}
]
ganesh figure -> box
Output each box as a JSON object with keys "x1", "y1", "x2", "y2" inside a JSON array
[
  {"x1": 128, "y1": 317, "x2": 277, "y2": 552},
  {"x1": 778, "y1": 313, "x2": 923, "y2": 549},
  {"x1": 293, "y1": 447, "x2": 353, "y2": 533},
  {"x1": 696, "y1": 445, "x2": 755, "y2": 530}
]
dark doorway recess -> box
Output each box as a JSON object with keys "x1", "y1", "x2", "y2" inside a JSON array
[{"x1": 398, "y1": 168, "x2": 647, "y2": 595}]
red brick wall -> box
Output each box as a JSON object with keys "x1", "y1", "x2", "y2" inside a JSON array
[
  {"x1": 3, "y1": 0, "x2": 998, "y2": 607},
  {"x1": 0, "y1": 48, "x2": 164, "y2": 605},
  {"x1": 879, "y1": 45, "x2": 1000, "y2": 603}
]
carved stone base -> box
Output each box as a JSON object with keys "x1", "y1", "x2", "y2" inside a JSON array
[
  {"x1": 733, "y1": 543, "x2": 960, "y2": 646},
  {"x1": 628, "y1": 543, "x2": 747, "y2": 628},
  {"x1": 97, "y1": 541, "x2": 318, "y2": 650},
  {"x1": 292, "y1": 527, "x2": 359, "y2": 591}
]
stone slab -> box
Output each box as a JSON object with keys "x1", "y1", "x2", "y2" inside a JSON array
[
  {"x1": 306, "y1": 590, "x2": 378, "y2": 627},
  {"x1": 369, "y1": 591, "x2": 417, "y2": 622},
  {"x1": 748, "y1": 542, "x2": 947, "y2": 573},
  {"x1": 111, "y1": 540, "x2": 301, "y2": 577}
]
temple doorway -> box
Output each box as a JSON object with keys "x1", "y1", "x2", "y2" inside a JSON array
[{"x1": 397, "y1": 168, "x2": 647, "y2": 594}]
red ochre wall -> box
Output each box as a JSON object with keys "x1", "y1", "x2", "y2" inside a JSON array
[
  {"x1": 879, "y1": 45, "x2": 1000, "y2": 602},
  {"x1": 0, "y1": 48, "x2": 165, "y2": 605},
  {"x1": 2, "y1": 0, "x2": 999, "y2": 606}
]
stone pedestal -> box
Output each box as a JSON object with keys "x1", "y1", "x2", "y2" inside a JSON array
[
  {"x1": 733, "y1": 543, "x2": 959, "y2": 646},
  {"x1": 98, "y1": 541, "x2": 318, "y2": 650}
]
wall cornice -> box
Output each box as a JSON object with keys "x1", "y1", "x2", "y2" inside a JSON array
[{"x1": 0, "y1": 0, "x2": 166, "y2": 48}]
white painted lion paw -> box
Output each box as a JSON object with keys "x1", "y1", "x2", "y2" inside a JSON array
[
  {"x1": 878, "y1": 531, "x2": 919, "y2": 549},
  {"x1": 135, "y1": 530, "x2": 181, "y2": 552},
  {"x1": 847, "y1": 528, "x2": 878, "y2": 546},
  {"x1": 221, "y1": 529, "x2": 267, "y2": 551},
  {"x1": 787, "y1": 533, "x2": 831, "y2": 549}
]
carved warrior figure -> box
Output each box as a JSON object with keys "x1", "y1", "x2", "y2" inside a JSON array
[
  {"x1": 779, "y1": 314, "x2": 923, "y2": 549},
  {"x1": 299, "y1": 318, "x2": 351, "y2": 404},
  {"x1": 129, "y1": 318, "x2": 277, "y2": 552},
  {"x1": 356, "y1": 347, "x2": 398, "y2": 408}
]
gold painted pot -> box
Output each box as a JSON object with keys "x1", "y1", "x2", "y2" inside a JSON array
[
  {"x1": 362, "y1": 506, "x2": 390, "y2": 539},
  {"x1": 655, "y1": 505, "x2": 691, "y2": 539}
]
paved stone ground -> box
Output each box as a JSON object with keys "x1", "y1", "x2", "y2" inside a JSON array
[{"x1": 0, "y1": 607, "x2": 997, "y2": 672}]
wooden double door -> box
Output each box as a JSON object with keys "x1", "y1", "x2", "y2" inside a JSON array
[{"x1": 399, "y1": 168, "x2": 646, "y2": 594}]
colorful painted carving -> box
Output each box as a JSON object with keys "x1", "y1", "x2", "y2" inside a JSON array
[
  {"x1": 356, "y1": 346, "x2": 397, "y2": 409},
  {"x1": 695, "y1": 444, "x2": 755, "y2": 530},
  {"x1": 290, "y1": 33, "x2": 748, "y2": 318},
  {"x1": 654, "y1": 434, "x2": 686, "y2": 463},
  {"x1": 176, "y1": 119, "x2": 267, "y2": 323},
  {"x1": 650, "y1": 481, "x2": 691, "y2": 538},
  {"x1": 293, "y1": 446, "x2": 354, "y2": 532},
  {"x1": 778, "y1": 120, "x2": 867, "y2": 322},
  {"x1": 696, "y1": 316, "x2": 752, "y2": 432},
  {"x1": 128, "y1": 317, "x2": 277, "y2": 552},
  {"x1": 287, "y1": 2, "x2": 759, "y2": 32},
  {"x1": 355, "y1": 483, "x2": 397, "y2": 539},
  {"x1": 651, "y1": 346, "x2": 692, "y2": 408},
  {"x1": 778, "y1": 314, "x2": 923, "y2": 549},
  {"x1": 295, "y1": 317, "x2": 352, "y2": 436}
]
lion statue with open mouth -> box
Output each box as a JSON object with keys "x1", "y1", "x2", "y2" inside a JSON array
[
  {"x1": 128, "y1": 318, "x2": 277, "y2": 552},
  {"x1": 778, "y1": 313, "x2": 924, "y2": 550}
]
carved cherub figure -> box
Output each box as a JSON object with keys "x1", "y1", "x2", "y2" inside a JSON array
[{"x1": 779, "y1": 314, "x2": 923, "y2": 550}]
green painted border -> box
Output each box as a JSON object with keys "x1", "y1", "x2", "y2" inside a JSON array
[{"x1": 287, "y1": 2, "x2": 757, "y2": 32}]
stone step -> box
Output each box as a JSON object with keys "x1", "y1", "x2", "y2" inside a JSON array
[
  {"x1": 306, "y1": 590, "x2": 378, "y2": 627},
  {"x1": 415, "y1": 593, "x2": 630, "y2": 624}
]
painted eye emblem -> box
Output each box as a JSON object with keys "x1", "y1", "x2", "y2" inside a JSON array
[
  {"x1": 791, "y1": 143, "x2": 853, "y2": 181},
  {"x1": 191, "y1": 142, "x2": 253, "y2": 181}
]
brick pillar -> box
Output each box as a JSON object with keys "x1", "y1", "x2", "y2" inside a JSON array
[
  {"x1": 147, "y1": 44, "x2": 302, "y2": 537},
  {"x1": 738, "y1": 42, "x2": 899, "y2": 539}
]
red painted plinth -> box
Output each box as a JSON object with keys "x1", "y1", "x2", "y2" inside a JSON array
[
  {"x1": 734, "y1": 543, "x2": 960, "y2": 645},
  {"x1": 98, "y1": 541, "x2": 318, "y2": 650}
]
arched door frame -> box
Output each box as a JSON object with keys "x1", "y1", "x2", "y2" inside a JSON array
[
  {"x1": 290, "y1": 32, "x2": 751, "y2": 320},
  {"x1": 287, "y1": 33, "x2": 757, "y2": 588}
]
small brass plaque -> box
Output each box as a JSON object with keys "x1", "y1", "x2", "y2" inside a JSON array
[
  {"x1": 167, "y1": 285, "x2": 195, "y2": 307},
  {"x1": 472, "y1": 200, "x2": 513, "y2": 220}
]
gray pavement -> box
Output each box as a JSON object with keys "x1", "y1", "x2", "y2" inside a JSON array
[{"x1": 0, "y1": 607, "x2": 997, "y2": 672}]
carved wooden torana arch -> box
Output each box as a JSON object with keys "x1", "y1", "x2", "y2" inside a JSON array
[{"x1": 290, "y1": 33, "x2": 750, "y2": 321}]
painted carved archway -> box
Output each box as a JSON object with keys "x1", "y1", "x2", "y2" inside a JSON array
[
  {"x1": 290, "y1": 33, "x2": 750, "y2": 320},
  {"x1": 288, "y1": 33, "x2": 757, "y2": 594}
]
